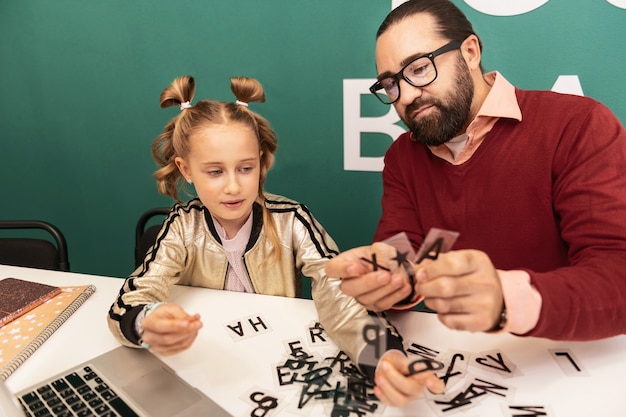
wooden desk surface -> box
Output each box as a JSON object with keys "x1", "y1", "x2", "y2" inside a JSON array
[{"x1": 2, "y1": 264, "x2": 625, "y2": 416}]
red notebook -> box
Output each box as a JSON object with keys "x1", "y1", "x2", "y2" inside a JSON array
[{"x1": 0, "y1": 278, "x2": 62, "y2": 327}]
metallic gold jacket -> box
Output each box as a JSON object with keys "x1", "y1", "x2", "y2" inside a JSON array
[{"x1": 107, "y1": 193, "x2": 387, "y2": 374}]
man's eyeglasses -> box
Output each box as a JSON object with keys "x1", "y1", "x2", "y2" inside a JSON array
[{"x1": 369, "y1": 40, "x2": 463, "y2": 105}]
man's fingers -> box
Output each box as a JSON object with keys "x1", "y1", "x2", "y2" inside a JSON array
[
  {"x1": 423, "y1": 295, "x2": 498, "y2": 332},
  {"x1": 339, "y1": 271, "x2": 391, "y2": 297},
  {"x1": 417, "y1": 250, "x2": 488, "y2": 283},
  {"x1": 361, "y1": 285, "x2": 413, "y2": 311},
  {"x1": 415, "y1": 249, "x2": 504, "y2": 333},
  {"x1": 325, "y1": 246, "x2": 373, "y2": 277},
  {"x1": 326, "y1": 243, "x2": 407, "y2": 279},
  {"x1": 340, "y1": 271, "x2": 412, "y2": 310}
]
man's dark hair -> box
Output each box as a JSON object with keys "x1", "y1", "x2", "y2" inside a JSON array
[{"x1": 377, "y1": 0, "x2": 482, "y2": 53}]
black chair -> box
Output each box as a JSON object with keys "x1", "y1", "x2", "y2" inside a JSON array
[
  {"x1": 135, "y1": 208, "x2": 171, "y2": 267},
  {"x1": 0, "y1": 220, "x2": 70, "y2": 271}
]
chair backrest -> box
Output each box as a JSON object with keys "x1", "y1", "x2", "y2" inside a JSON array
[
  {"x1": 0, "y1": 220, "x2": 70, "y2": 271},
  {"x1": 135, "y1": 208, "x2": 171, "y2": 267}
]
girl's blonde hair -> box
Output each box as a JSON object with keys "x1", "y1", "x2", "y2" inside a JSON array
[{"x1": 151, "y1": 75, "x2": 281, "y2": 265}]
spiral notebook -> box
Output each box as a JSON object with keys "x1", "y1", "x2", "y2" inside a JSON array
[{"x1": 0, "y1": 284, "x2": 96, "y2": 380}]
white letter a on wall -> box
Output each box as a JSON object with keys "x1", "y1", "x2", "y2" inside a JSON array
[{"x1": 551, "y1": 75, "x2": 584, "y2": 96}]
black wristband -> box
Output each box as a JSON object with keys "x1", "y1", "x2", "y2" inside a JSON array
[{"x1": 487, "y1": 301, "x2": 507, "y2": 332}]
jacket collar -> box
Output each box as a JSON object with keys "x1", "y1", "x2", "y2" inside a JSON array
[{"x1": 203, "y1": 201, "x2": 263, "y2": 251}]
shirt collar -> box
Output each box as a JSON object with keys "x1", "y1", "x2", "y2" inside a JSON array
[{"x1": 477, "y1": 71, "x2": 522, "y2": 121}]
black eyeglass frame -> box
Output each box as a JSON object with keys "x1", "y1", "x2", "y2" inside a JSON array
[{"x1": 369, "y1": 39, "x2": 463, "y2": 105}]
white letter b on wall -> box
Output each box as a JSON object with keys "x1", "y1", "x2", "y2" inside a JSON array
[{"x1": 343, "y1": 79, "x2": 406, "y2": 172}]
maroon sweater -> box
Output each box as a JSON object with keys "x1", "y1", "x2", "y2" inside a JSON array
[{"x1": 375, "y1": 89, "x2": 626, "y2": 341}]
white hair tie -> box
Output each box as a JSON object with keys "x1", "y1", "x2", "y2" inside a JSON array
[
  {"x1": 235, "y1": 100, "x2": 248, "y2": 107},
  {"x1": 180, "y1": 101, "x2": 192, "y2": 110}
]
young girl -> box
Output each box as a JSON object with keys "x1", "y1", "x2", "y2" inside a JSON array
[{"x1": 107, "y1": 75, "x2": 342, "y2": 355}]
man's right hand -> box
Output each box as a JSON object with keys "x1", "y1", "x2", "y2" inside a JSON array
[{"x1": 325, "y1": 244, "x2": 415, "y2": 311}]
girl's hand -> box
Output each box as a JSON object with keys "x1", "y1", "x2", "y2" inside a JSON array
[
  {"x1": 374, "y1": 350, "x2": 445, "y2": 407},
  {"x1": 140, "y1": 303, "x2": 203, "y2": 355}
]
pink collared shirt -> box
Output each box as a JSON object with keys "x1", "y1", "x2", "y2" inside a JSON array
[{"x1": 212, "y1": 213, "x2": 255, "y2": 294}]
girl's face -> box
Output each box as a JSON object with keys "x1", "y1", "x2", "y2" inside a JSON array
[{"x1": 175, "y1": 123, "x2": 261, "y2": 238}]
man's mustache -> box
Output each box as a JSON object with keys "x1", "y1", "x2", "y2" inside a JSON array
[{"x1": 405, "y1": 100, "x2": 440, "y2": 120}]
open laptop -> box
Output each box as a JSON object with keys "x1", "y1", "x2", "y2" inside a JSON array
[{"x1": 1, "y1": 346, "x2": 233, "y2": 417}]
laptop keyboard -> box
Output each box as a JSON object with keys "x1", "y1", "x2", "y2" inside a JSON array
[{"x1": 18, "y1": 365, "x2": 140, "y2": 417}]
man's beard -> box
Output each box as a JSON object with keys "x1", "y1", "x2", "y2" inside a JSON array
[{"x1": 403, "y1": 56, "x2": 474, "y2": 147}]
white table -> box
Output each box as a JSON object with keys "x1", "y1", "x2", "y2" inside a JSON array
[{"x1": 2, "y1": 264, "x2": 625, "y2": 416}]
